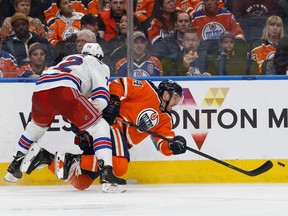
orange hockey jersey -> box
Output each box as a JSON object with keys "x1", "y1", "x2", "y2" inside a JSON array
[
  {"x1": 191, "y1": 8, "x2": 245, "y2": 40},
  {"x1": 0, "y1": 50, "x2": 18, "y2": 78},
  {"x1": 136, "y1": 0, "x2": 181, "y2": 22},
  {"x1": 111, "y1": 77, "x2": 175, "y2": 156},
  {"x1": 44, "y1": 0, "x2": 99, "y2": 25},
  {"x1": 147, "y1": 16, "x2": 175, "y2": 44},
  {"x1": 48, "y1": 13, "x2": 82, "y2": 46},
  {"x1": 251, "y1": 42, "x2": 276, "y2": 74}
]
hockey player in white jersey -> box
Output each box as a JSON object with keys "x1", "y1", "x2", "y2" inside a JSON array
[{"x1": 4, "y1": 43, "x2": 126, "y2": 193}]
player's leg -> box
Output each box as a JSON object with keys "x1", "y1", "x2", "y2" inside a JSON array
[
  {"x1": 50, "y1": 87, "x2": 126, "y2": 191},
  {"x1": 4, "y1": 91, "x2": 53, "y2": 183}
]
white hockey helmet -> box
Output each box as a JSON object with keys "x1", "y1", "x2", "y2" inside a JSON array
[{"x1": 81, "y1": 43, "x2": 104, "y2": 60}]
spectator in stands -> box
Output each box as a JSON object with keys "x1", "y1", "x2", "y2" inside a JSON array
[
  {"x1": 75, "y1": 29, "x2": 97, "y2": 54},
  {"x1": 1, "y1": 13, "x2": 55, "y2": 67},
  {"x1": 136, "y1": 0, "x2": 180, "y2": 30},
  {"x1": 0, "y1": 0, "x2": 45, "y2": 27},
  {"x1": 98, "y1": 0, "x2": 126, "y2": 41},
  {"x1": 177, "y1": 0, "x2": 224, "y2": 17},
  {"x1": 80, "y1": 13, "x2": 105, "y2": 46},
  {"x1": 17, "y1": 42, "x2": 47, "y2": 78},
  {"x1": 48, "y1": 0, "x2": 84, "y2": 47},
  {"x1": 53, "y1": 28, "x2": 97, "y2": 63},
  {"x1": 266, "y1": 36, "x2": 288, "y2": 75},
  {"x1": 104, "y1": 13, "x2": 142, "y2": 73},
  {"x1": 277, "y1": 0, "x2": 288, "y2": 33},
  {"x1": 0, "y1": 36, "x2": 18, "y2": 78},
  {"x1": 213, "y1": 32, "x2": 248, "y2": 75},
  {"x1": 115, "y1": 30, "x2": 162, "y2": 77},
  {"x1": 1, "y1": 0, "x2": 46, "y2": 38},
  {"x1": 232, "y1": 0, "x2": 278, "y2": 19},
  {"x1": 251, "y1": 15, "x2": 284, "y2": 74},
  {"x1": 43, "y1": 0, "x2": 99, "y2": 26},
  {"x1": 161, "y1": 29, "x2": 209, "y2": 76},
  {"x1": 99, "y1": 0, "x2": 111, "y2": 11},
  {"x1": 191, "y1": 0, "x2": 245, "y2": 41},
  {"x1": 147, "y1": 0, "x2": 178, "y2": 45},
  {"x1": 152, "y1": 11, "x2": 191, "y2": 60}
]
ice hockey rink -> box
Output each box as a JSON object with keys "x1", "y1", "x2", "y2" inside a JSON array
[{"x1": 0, "y1": 183, "x2": 287, "y2": 216}]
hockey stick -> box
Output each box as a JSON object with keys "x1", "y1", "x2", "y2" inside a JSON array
[{"x1": 117, "y1": 119, "x2": 273, "y2": 177}]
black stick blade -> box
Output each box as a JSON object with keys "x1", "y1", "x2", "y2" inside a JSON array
[{"x1": 246, "y1": 160, "x2": 273, "y2": 176}]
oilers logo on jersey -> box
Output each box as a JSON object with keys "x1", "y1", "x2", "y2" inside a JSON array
[
  {"x1": 137, "y1": 109, "x2": 159, "y2": 132},
  {"x1": 202, "y1": 22, "x2": 225, "y2": 40},
  {"x1": 62, "y1": 26, "x2": 79, "y2": 40}
]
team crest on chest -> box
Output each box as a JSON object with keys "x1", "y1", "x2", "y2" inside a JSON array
[
  {"x1": 202, "y1": 22, "x2": 225, "y2": 40},
  {"x1": 136, "y1": 109, "x2": 159, "y2": 131},
  {"x1": 62, "y1": 26, "x2": 79, "y2": 40}
]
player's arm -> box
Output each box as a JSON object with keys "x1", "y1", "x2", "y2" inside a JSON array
[
  {"x1": 153, "y1": 116, "x2": 186, "y2": 156},
  {"x1": 89, "y1": 62, "x2": 110, "y2": 112}
]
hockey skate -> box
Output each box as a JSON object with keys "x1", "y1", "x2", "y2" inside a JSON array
[
  {"x1": 21, "y1": 144, "x2": 53, "y2": 174},
  {"x1": 4, "y1": 151, "x2": 25, "y2": 183},
  {"x1": 55, "y1": 152, "x2": 82, "y2": 181},
  {"x1": 98, "y1": 159, "x2": 126, "y2": 193}
]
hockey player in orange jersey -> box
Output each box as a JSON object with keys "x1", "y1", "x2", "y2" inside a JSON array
[{"x1": 20, "y1": 78, "x2": 187, "y2": 190}]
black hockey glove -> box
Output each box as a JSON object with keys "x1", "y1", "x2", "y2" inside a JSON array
[
  {"x1": 71, "y1": 124, "x2": 93, "y2": 152},
  {"x1": 102, "y1": 95, "x2": 120, "y2": 125},
  {"x1": 169, "y1": 136, "x2": 187, "y2": 155}
]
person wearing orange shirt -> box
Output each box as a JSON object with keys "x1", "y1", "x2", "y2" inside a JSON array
[
  {"x1": 17, "y1": 43, "x2": 48, "y2": 78},
  {"x1": 48, "y1": 0, "x2": 83, "y2": 47},
  {"x1": 147, "y1": 0, "x2": 178, "y2": 45},
  {"x1": 251, "y1": 15, "x2": 284, "y2": 74},
  {"x1": 177, "y1": 0, "x2": 224, "y2": 17},
  {"x1": 44, "y1": 0, "x2": 99, "y2": 26},
  {"x1": 0, "y1": 37, "x2": 18, "y2": 78},
  {"x1": 20, "y1": 78, "x2": 187, "y2": 190},
  {"x1": 98, "y1": 0, "x2": 126, "y2": 41},
  {"x1": 191, "y1": 0, "x2": 244, "y2": 40}
]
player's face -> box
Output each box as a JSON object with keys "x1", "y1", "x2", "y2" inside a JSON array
[
  {"x1": 30, "y1": 49, "x2": 46, "y2": 66},
  {"x1": 15, "y1": 0, "x2": 30, "y2": 16},
  {"x1": 166, "y1": 93, "x2": 183, "y2": 112},
  {"x1": 175, "y1": 13, "x2": 191, "y2": 33}
]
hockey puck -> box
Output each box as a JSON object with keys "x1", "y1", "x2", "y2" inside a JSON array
[{"x1": 277, "y1": 161, "x2": 285, "y2": 167}]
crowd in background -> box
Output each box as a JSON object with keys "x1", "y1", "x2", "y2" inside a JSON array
[{"x1": 0, "y1": 0, "x2": 288, "y2": 78}]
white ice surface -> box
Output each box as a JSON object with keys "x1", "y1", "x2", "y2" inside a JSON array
[{"x1": 0, "y1": 184, "x2": 287, "y2": 216}]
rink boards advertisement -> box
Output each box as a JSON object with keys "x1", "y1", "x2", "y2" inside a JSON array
[{"x1": 1, "y1": 77, "x2": 288, "y2": 184}]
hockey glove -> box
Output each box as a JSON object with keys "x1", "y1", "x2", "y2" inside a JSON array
[
  {"x1": 102, "y1": 95, "x2": 120, "y2": 125},
  {"x1": 169, "y1": 136, "x2": 187, "y2": 155},
  {"x1": 71, "y1": 124, "x2": 93, "y2": 152}
]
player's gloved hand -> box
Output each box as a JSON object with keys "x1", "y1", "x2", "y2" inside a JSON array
[
  {"x1": 74, "y1": 132, "x2": 93, "y2": 151},
  {"x1": 102, "y1": 95, "x2": 120, "y2": 125},
  {"x1": 169, "y1": 136, "x2": 187, "y2": 155},
  {"x1": 71, "y1": 124, "x2": 93, "y2": 152}
]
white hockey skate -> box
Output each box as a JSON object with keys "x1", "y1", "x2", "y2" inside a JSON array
[
  {"x1": 55, "y1": 152, "x2": 82, "y2": 181},
  {"x1": 20, "y1": 144, "x2": 53, "y2": 174}
]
